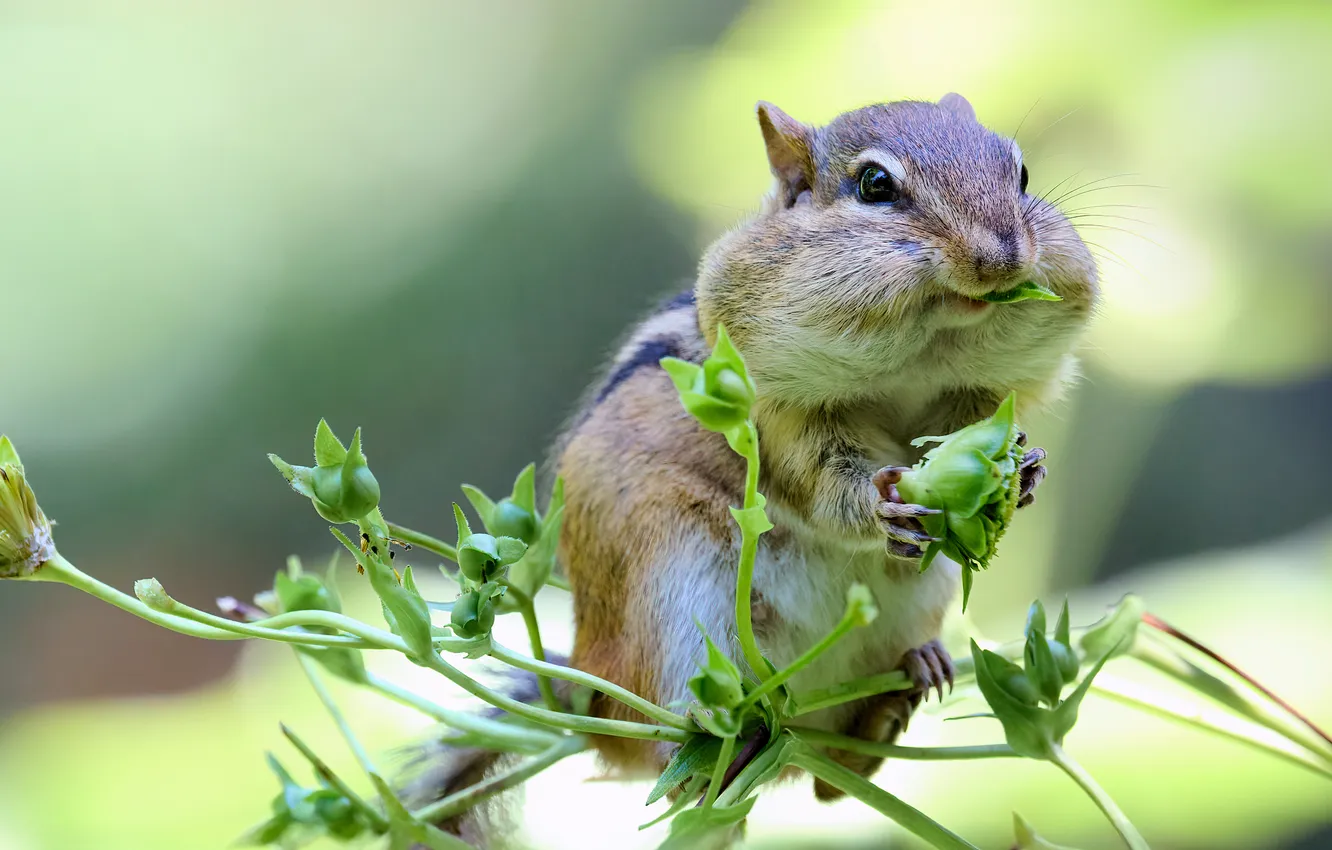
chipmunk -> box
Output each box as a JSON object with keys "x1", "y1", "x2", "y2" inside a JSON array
[{"x1": 420, "y1": 93, "x2": 1097, "y2": 837}]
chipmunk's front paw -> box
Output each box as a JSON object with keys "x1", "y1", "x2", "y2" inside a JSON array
[
  {"x1": 872, "y1": 466, "x2": 941, "y2": 559},
  {"x1": 1015, "y1": 431, "x2": 1047, "y2": 509},
  {"x1": 901, "y1": 639, "x2": 955, "y2": 703}
]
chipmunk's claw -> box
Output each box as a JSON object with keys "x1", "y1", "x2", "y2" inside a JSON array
[
  {"x1": 901, "y1": 639, "x2": 955, "y2": 703},
  {"x1": 873, "y1": 467, "x2": 941, "y2": 559},
  {"x1": 1018, "y1": 447, "x2": 1047, "y2": 508}
]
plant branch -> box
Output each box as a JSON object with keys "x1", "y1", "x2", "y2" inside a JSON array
[
  {"x1": 1048, "y1": 743, "x2": 1150, "y2": 850},
  {"x1": 38, "y1": 555, "x2": 251, "y2": 641},
  {"x1": 414, "y1": 735, "x2": 587, "y2": 823},
  {"x1": 487, "y1": 643, "x2": 695, "y2": 732},
  {"x1": 387, "y1": 522, "x2": 458, "y2": 563},
  {"x1": 702, "y1": 735, "x2": 736, "y2": 810},
  {"x1": 789, "y1": 728, "x2": 1017, "y2": 761},
  {"x1": 737, "y1": 608, "x2": 858, "y2": 711},
  {"x1": 734, "y1": 421, "x2": 770, "y2": 684},
  {"x1": 279, "y1": 723, "x2": 389, "y2": 833},
  {"x1": 1091, "y1": 673, "x2": 1332, "y2": 781},
  {"x1": 363, "y1": 673, "x2": 558, "y2": 754},
  {"x1": 419, "y1": 652, "x2": 692, "y2": 744},
  {"x1": 503, "y1": 586, "x2": 559, "y2": 711},
  {"x1": 786, "y1": 744, "x2": 982, "y2": 850},
  {"x1": 295, "y1": 653, "x2": 378, "y2": 777},
  {"x1": 789, "y1": 670, "x2": 914, "y2": 716}
]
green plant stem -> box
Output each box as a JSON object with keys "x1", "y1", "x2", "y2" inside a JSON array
[
  {"x1": 786, "y1": 745, "x2": 982, "y2": 850},
  {"x1": 295, "y1": 653, "x2": 378, "y2": 777},
  {"x1": 363, "y1": 673, "x2": 558, "y2": 754},
  {"x1": 715, "y1": 738, "x2": 790, "y2": 808},
  {"x1": 37, "y1": 554, "x2": 250, "y2": 641},
  {"x1": 789, "y1": 728, "x2": 1017, "y2": 761},
  {"x1": 1091, "y1": 674, "x2": 1332, "y2": 781},
  {"x1": 387, "y1": 522, "x2": 458, "y2": 562},
  {"x1": 504, "y1": 587, "x2": 560, "y2": 711},
  {"x1": 1131, "y1": 634, "x2": 1332, "y2": 762},
  {"x1": 789, "y1": 670, "x2": 914, "y2": 716},
  {"x1": 1047, "y1": 743, "x2": 1150, "y2": 850},
  {"x1": 279, "y1": 723, "x2": 389, "y2": 833},
  {"x1": 487, "y1": 643, "x2": 695, "y2": 732},
  {"x1": 170, "y1": 602, "x2": 395, "y2": 649},
  {"x1": 419, "y1": 652, "x2": 693, "y2": 744},
  {"x1": 738, "y1": 614, "x2": 858, "y2": 711},
  {"x1": 734, "y1": 421, "x2": 769, "y2": 684},
  {"x1": 702, "y1": 734, "x2": 736, "y2": 810},
  {"x1": 414, "y1": 735, "x2": 587, "y2": 823}
]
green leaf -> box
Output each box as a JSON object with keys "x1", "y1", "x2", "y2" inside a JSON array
[
  {"x1": 640, "y1": 774, "x2": 707, "y2": 830},
  {"x1": 729, "y1": 495, "x2": 774, "y2": 537},
  {"x1": 461, "y1": 484, "x2": 496, "y2": 529},
  {"x1": 1026, "y1": 631, "x2": 1065, "y2": 707},
  {"x1": 970, "y1": 641, "x2": 1052, "y2": 760},
  {"x1": 656, "y1": 796, "x2": 757, "y2": 850},
  {"x1": 452, "y1": 502, "x2": 473, "y2": 547},
  {"x1": 269, "y1": 453, "x2": 315, "y2": 499},
  {"x1": 314, "y1": 419, "x2": 348, "y2": 467},
  {"x1": 511, "y1": 463, "x2": 537, "y2": 513},
  {"x1": 332, "y1": 528, "x2": 434, "y2": 659},
  {"x1": 1013, "y1": 812, "x2": 1083, "y2": 849},
  {"x1": 979, "y1": 280, "x2": 1063, "y2": 303},
  {"x1": 1080, "y1": 594, "x2": 1145, "y2": 660},
  {"x1": 646, "y1": 736, "x2": 724, "y2": 805},
  {"x1": 660, "y1": 357, "x2": 703, "y2": 393},
  {"x1": 495, "y1": 536, "x2": 529, "y2": 566},
  {"x1": 1051, "y1": 638, "x2": 1121, "y2": 743}
]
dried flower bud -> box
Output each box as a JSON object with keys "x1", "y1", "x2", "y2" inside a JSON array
[{"x1": 0, "y1": 437, "x2": 55, "y2": 578}]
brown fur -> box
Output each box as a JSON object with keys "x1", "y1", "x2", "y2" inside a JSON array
[
  {"x1": 558, "y1": 94, "x2": 1095, "y2": 780},
  {"x1": 430, "y1": 94, "x2": 1098, "y2": 841}
]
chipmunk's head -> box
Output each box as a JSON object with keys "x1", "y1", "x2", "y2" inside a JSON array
[{"x1": 697, "y1": 95, "x2": 1098, "y2": 407}]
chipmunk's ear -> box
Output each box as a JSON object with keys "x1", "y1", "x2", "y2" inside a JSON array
[
  {"x1": 757, "y1": 101, "x2": 814, "y2": 206},
  {"x1": 938, "y1": 93, "x2": 976, "y2": 123}
]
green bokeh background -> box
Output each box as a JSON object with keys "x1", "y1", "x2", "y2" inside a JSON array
[{"x1": 2, "y1": 1, "x2": 1330, "y2": 848}]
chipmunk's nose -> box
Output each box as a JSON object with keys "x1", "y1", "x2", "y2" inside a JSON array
[{"x1": 971, "y1": 226, "x2": 1029, "y2": 292}]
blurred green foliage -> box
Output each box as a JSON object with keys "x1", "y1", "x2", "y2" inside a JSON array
[{"x1": 1, "y1": 0, "x2": 1330, "y2": 848}]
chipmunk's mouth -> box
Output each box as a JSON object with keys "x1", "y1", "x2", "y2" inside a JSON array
[{"x1": 934, "y1": 291, "x2": 994, "y2": 325}]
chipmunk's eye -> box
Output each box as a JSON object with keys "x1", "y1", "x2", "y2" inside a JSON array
[
  {"x1": 857, "y1": 166, "x2": 900, "y2": 204},
  {"x1": 1019, "y1": 163, "x2": 1029, "y2": 194}
]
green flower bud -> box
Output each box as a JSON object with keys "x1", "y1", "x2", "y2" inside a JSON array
[
  {"x1": 458, "y1": 532, "x2": 503, "y2": 583},
  {"x1": 662, "y1": 324, "x2": 757, "y2": 435},
  {"x1": 688, "y1": 633, "x2": 745, "y2": 710},
  {"x1": 895, "y1": 393, "x2": 1025, "y2": 609},
  {"x1": 450, "y1": 590, "x2": 495, "y2": 639},
  {"x1": 489, "y1": 498, "x2": 539, "y2": 545},
  {"x1": 271, "y1": 422, "x2": 380, "y2": 525},
  {"x1": 0, "y1": 437, "x2": 55, "y2": 578}
]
